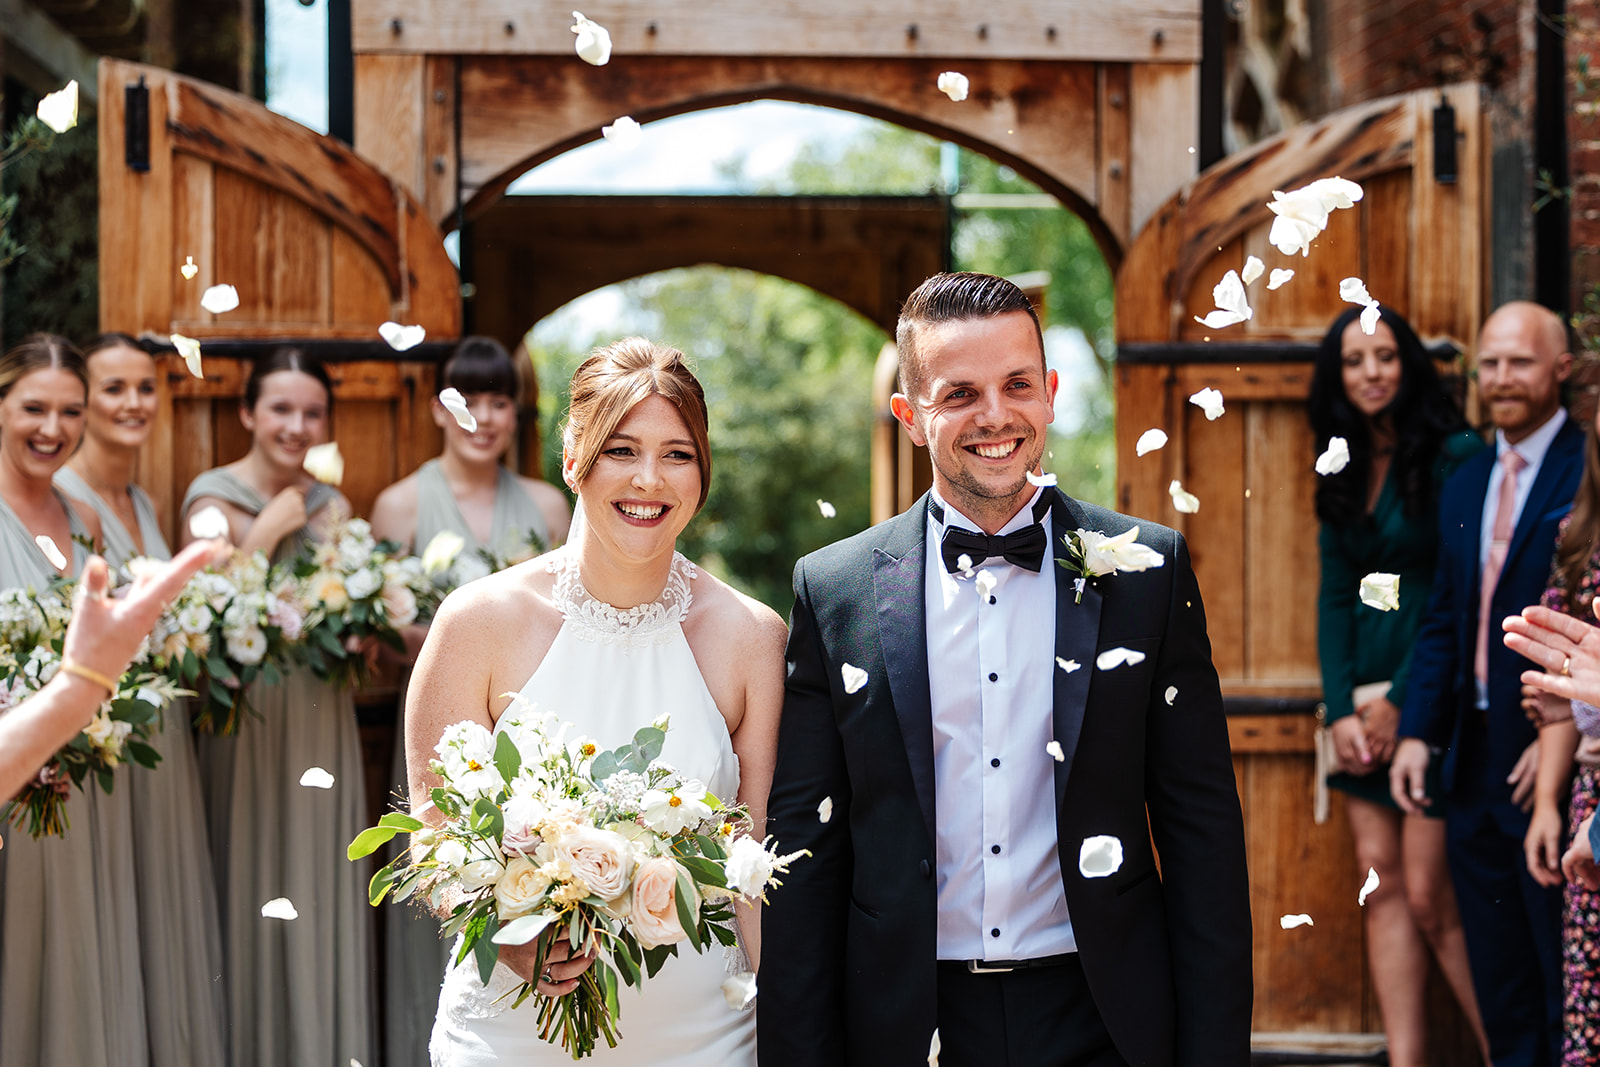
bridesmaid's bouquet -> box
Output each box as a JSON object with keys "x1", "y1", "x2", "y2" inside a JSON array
[
  {"x1": 349, "y1": 701, "x2": 804, "y2": 1059},
  {"x1": 0, "y1": 584, "x2": 183, "y2": 837},
  {"x1": 418, "y1": 525, "x2": 546, "y2": 594}
]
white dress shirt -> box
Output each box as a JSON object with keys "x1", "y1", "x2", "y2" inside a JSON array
[
  {"x1": 1475, "y1": 407, "x2": 1566, "y2": 708},
  {"x1": 924, "y1": 487, "x2": 1076, "y2": 961}
]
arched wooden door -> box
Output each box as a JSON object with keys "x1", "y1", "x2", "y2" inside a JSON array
[
  {"x1": 1113, "y1": 84, "x2": 1486, "y2": 1049},
  {"x1": 97, "y1": 58, "x2": 463, "y2": 543}
]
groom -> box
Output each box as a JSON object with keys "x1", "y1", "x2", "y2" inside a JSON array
[{"x1": 760, "y1": 273, "x2": 1252, "y2": 1067}]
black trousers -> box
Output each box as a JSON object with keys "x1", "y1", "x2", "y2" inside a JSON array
[{"x1": 936, "y1": 956, "x2": 1130, "y2": 1067}]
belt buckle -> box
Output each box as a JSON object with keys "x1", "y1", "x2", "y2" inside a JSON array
[{"x1": 966, "y1": 959, "x2": 1014, "y2": 974}]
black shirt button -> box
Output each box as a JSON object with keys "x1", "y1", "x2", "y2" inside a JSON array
[
  {"x1": 991, "y1": 928, "x2": 1001, "y2": 938},
  {"x1": 988, "y1": 672, "x2": 998, "y2": 682},
  {"x1": 990, "y1": 758, "x2": 1000, "y2": 768},
  {"x1": 991, "y1": 844, "x2": 1001, "y2": 854},
  {"x1": 988, "y1": 595, "x2": 996, "y2": 605},
  {"x1": 920, "y1": 859, "x2": 932, "y2": 879}
]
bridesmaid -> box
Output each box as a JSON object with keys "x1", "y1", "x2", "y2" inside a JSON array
[
  {"x1": 369, "y1": 335, "x2": 570, "y2": 1067},
  {"x1": 0, "y1": 334, "x2": 149, "y2": 1067},
  {"x1": 54, "y1": 332, "x2": 228, "y2": 1065},
  {"x1": 179, "y1": 348, "x2": 373, "y2": 1067}
]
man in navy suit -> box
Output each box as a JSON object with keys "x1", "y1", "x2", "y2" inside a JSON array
[
  {"x1": 760, "y1": 273, "x2": 1252, "y2": 1067},
  {"x1": 1392, "y1": 301, "x2": 1580, "y2": 1067}
]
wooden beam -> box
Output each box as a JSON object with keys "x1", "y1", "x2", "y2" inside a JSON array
[
  {"x1": 353, "y1": 0, "x2": 1201, "y2": 62},
  {"x1": 1, "y1": 0, "x2": 99, "y2": 104}
]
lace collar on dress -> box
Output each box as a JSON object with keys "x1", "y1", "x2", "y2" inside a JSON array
[{"x1": 546, "y1": 551, "x2": 696, "y2": 647}]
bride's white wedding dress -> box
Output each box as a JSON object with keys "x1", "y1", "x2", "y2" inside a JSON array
[{"x1": 429, "y1": 552, "x2": 757, "y2": 1066}]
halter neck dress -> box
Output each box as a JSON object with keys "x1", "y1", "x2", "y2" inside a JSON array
[
  {"x1": 0, "y1": 492, "x2": 150, "y2": 1067},
  {"x1": 55, "y1": 466, "x2": 229, "y2": 1066},
  {"x1": 182, "y1": 468, "x2": 374, "y2": 1067},
  {"x1": 428, "y1": 551, "x2": 755, "y2": 1067},
  {"x1": 389, "y1": 457, "x2": 556, "y2": 1067}
]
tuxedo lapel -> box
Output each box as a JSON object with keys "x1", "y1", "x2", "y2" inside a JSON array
[
  {"x1": 1050, "y1": 493, "x2": 1102, "y2": 808},
  {"x1": 1503, "y1": 419, "x2": 1580, "y2": 573},
  {"x1": 872, "y1": 497, "x2": 936, "y2": 846},
  {"x1": 1457, "y1": 450, "x2": 1494, "y2": 605}
]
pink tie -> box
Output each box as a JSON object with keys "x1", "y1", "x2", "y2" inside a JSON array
[{"x1": 1476, "y1": 450, "x2": 1527, "y2": 685}]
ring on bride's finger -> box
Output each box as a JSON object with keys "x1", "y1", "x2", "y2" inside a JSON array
[
  {"x1": 1563, "y1": 655, "x2": 1573, "y2": 677},
  {"x1": 541, "y1": 969, "x2": 552, "y2": 982}
]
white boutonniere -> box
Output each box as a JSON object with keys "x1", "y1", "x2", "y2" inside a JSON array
[{"x1": 1058, "y1": 527, "x2": 1165, "y2": 604}]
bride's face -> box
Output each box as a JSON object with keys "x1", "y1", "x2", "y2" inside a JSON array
[{"x1": 568, "y1": 394, "x2": 703, "y2": 563}]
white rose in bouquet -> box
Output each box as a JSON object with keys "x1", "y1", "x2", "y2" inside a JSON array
[
  {"x1": 555, "y1": 826, "x2": 635, "y2": 901},
  {"x1": 177, "y1": 602, "x2": 214, "y2": 635},
  {"x1": 631, "y1": 856, "x2": 696, "y2": 949},
  {"x1": 338, "y1": 536, "x2": 370, "y2": 571},
  {"x1": 345, "y1": 566, "x2": 383, "y2": 601},
  {"x1": 434, "y1": 839, "x2": 469, "y2": 870},
  {"x1": 345, "y1": 517, "x2": 373, "y2": 543},
  {"x1": 307, "y1": 569, "x2": 350, "y2": 612},
  {"x1": 225, "y1": 627, "x2": 269, "y2": 666},
  {"x1": 380, "y1": 582, "x2": 418, "y2": 626},
  {"x1": 502, "y1": 791, "x2": 548, "y2": 854},
  {"x1": 197, "y1": 571, "x2": 237, "y2": 611},
  {"x1": 493, "y1": 856, "x2": 552, "y2": 918},
  {"x1": 460, "y1": 856, "x2": 506, "y2": 891},
  {"x1": 265, "y1": 594, "x2": 304, "y2": 640}
]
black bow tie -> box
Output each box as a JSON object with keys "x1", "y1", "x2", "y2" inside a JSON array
[{"x1": 933, "y1": 494, "x2": 1052, "y2": 574}]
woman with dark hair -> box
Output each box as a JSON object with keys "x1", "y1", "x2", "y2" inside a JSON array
[
  {"x1": 1310, "y1": 305, "x2": 1489, "y2": 1066},
  {"x1": 370, "y1": 335, "x2": 571, "y2": 1067},
  {"x1": 54, "y1": 332, "x2": 228, "y2": 1065},
  {"x1": 179, "y1": 348, "x2": 373, "y2": 1067}
]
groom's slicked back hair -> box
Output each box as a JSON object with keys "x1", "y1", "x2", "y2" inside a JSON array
[
  {"x1": 562, "y1": 336, "x2": 712, "y2": 511},
  {"x1": 895, "y1": 272, "x2": 1045, "y2": 399}
]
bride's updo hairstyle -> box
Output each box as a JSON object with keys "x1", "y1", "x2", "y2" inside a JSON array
[{"x1": 562, "y1": 337, "x2": 712, "y2": 511}]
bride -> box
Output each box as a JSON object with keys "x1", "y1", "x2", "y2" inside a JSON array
[{"x1": 410, "y1": 337, "x2": 786, "y2": 1066}]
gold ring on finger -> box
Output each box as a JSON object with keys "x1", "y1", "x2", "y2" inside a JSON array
[{"x1": 1563, "y1": 655, "x2": 1572, "y2": 677}]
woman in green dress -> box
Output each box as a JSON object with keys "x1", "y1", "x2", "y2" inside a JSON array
[{"x1": 1310, "y1": 304, "x2": 1489, "y2": 1066}]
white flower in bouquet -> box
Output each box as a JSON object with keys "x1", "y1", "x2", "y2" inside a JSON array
[
  {"x1": 493, "y1": 856, "x2": 553, "y2": 918},
  {"x1": 307, "y1": 569, "x2": 350, "y2": 612},
  {"x1": 84, "y1": 710, "x2": 133, "y2": 762},
  {"x1": 313, "y1": 541, "x2": 341, "y2": 570},
  {"x1": 421, "y1": 530, "x2": 466, "y2": 577},
  {"x1": 37, "y1": 594, "x2": 71, "y2": 633},
  {"x1": 536, "y1": 798, "x2": 588, "y2": 843},
  {"x1": 436, "y1": 721, "x2": 503, "y2": 799},
  {"x1": 23, "y1": 646, "x2": 59, "y2": 685},
  {"x1": 344, "y1": 566, "x2": 383, "y2": 601},
  {"x1": 452, "y1": 551, "x2": 493, "y2": 587},
  {"x1": 176, "y1": 602, "x2": 214, "y2": 635},
  {"x1": 640, "y1": 780, "x2": 714, "y2": 836},
  {"x1": 0, "y1": 589, "x2": 44, "y2": 643},
  {"x1": 502, "y1": 791, "x2": 549, "y2": 854},
  {"x1": 555, "y1": 826, "x2": 635, "y2": 901},
  {"x1": 380, "y1": 581, "x2": 418, "y2": 626},
  {"x1": 338, "y1": 535, "x2": 373, "y2": 572},
  {"x1": 225, "y1": 627, "x2": 269, "y2": 666},
  {"x1": 602, "y1": 769, "x2": 649, "y2": 809},
  {"x1": 434, "y1": 839, "x2": 470, "y2": 870},
  {"x1": 460, "y1": 856, "x2": 506, "y2": 891},
  {"x1": 631, "y1": 856, "x2": 696, "y2": 948},
  {"x1": 265, "y1": 594, "x2": 304, "y2": 640},
  {"x1": 197, "y1": 571, "x2": 237, "y2": 612}
]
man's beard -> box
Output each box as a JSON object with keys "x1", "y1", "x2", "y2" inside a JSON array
[{"x1": 933, "y1": 428, "x2": 1044, "y2": 513}]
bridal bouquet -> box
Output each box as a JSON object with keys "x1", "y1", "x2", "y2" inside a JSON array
[
  {"x1": 349, "y1": 702, "x2": 804, "y2": 1058},
  {"x1": 0, "y1": 584, "x2": 183, "y2": 837},
  {"x1": 139, "y1": 551, "x2": 306, "y2": 735}
]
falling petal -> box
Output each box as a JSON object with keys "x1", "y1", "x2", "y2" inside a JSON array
[
  {"x1": 817, "y1": 499, "x2": 837, "y2": 519},
  {"x1": 1192, "y1": 270, "x2": 1252, "y2": 329},
  {"x1": 1046, "y1": 740, "x2": 1065, "y2": 762},
  {"x1": 1026, "y1": 470, "x2": 1057, "y2": 487},
  {"x1": 1136, "y1": 428, "x2": 1168, "y2": 457},
  {"x1": 1078, "y1": 835, "x2": 1124, "y2": 878},
  {"x1": 303, "y1": 442, "x2": 345, "y2": 486},
  {"x1": 1095, "y1": 647, "x2": 1146, "y2": 671},
  {"x1": 841, "y1": 663, "x2": 868, "y2": 695},
  {"x1": 974, "y1": 570, "x2": 997, "y2": 599},
  {"x1": 1164, "y1": 686, "x2": 1178, "y2": 705},
  {"x1": 1267, "y1": 268, "x2": 1295, "y2": 290},
  {"x1": 570, "y1": 10, "x2": 612, "y2": 65},
  {"x1": 817, "y1": 797, "x2": 833, "y2": 824},
  {"x1": 188, "y1": 505, "x2": 230, "y2": 541},
  {"x1": 379, "y1": 321, "x2": 426, "y2": 351},
  {"x1": 299, "y1": 767, "x2": 335, "y2": 789},
  {"x1": 34, "y1": 536, "x2": 66, "y2": 570},
  {"x1": 928, "y1": 1029, "x2": 941, "y2": 1067},
  {"x1": 1358, "y1": 866, "x2": 1380, "y2": 906},
  {"x1": 1189, "y1": 387, "x2": 1225, "y2": 420},
  {"x1": 438, "y1": 387, "x2": 478, "y2": 432},
  {"x1": 1268, "y1": 213, "x2": 1322, "y2": 257},
  {"x1": 171, "y1": 333, "x2": 204, "y2": 379},
  {"x1": 1338, "y1": 277, "x2": 1374, "y2": 306},
  {"x1": 1315, "y1": 437, "x2": 1351, "y2": 476},
  {"x1": 721, "y1": 971, "x2": 758, "y2": 1011},
  {"x1": 1169, "y1": 480, "x2": 1200, "y2": 514},
  {"x1": 200, "y1": 284, "x2": 239, "y2": 315},
  {"x1": 1279, "y1": 913, "x2": 1315, "y2": 929},
  {"x1": 36, "y1": 81, "x2": 78, "y2": 133},
  {"x1": 180, "y1": 256, "x2": 198, "y2": 281},
  {"x1": 1056, "y1": 657, "x2": 1081, "y2": 674},
  {"x1": 1360, "y1": 301, "x2": 1381, "y2": 335},
  {"x1": 261, "y1": 897, "x2": 299, "y2": 920},
  {"x1": 1358, "y1": 572, "x2": 1400, "y2": 612},
  {"x1": 602, "y1": 115, "x2": 642, "y2": 148},
  {"x1": 955, "y1": 553, "x2": 974, "y2": 578},
  {"x1": 1241, "y1": 256, "x2": 1265, "y2": 286},
  {"x1": 936, "y1": 71, "x2": 970, "y2": 102}
]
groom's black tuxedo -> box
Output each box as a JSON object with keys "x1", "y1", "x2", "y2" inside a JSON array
[{"x1": 760, "y1": 491, "x2": 1252, "y2": 1067}]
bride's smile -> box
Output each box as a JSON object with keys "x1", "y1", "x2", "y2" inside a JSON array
[{"x1": 568, "y1": 393, "x2": 703, "y2": 564}]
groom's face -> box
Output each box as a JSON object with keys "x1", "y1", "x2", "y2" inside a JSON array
[{"x1": 892, "y1": 311, "x2": 1057, "y2": 530}]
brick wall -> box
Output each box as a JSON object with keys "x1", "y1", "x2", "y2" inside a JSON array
[
  {"x1": 1320, "y1": 0, "x2": 1523, "y2": 111},
  {"x1": 1569, "y1": 0, "x2": 1600, "y2": 317}
]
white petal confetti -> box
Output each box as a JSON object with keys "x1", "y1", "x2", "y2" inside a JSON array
[
  {"x1": 1056, "y1": 657, "x2": 1081, "y2": 673},
  {"x1": 303, "y1": 442, "x2": 345, "y2": 486},
  {"x1": 1358, "y1": 866, "x2": 1380, "y2": 906},
  {"x1": 379, "y1": 321, "x2": 426, "y2": 351},
  {"x1": 1046, "y1": 740, "x2": 1065, "y2": 762},
  {"x1": 171, "y1": 333, "x2": 203, "y2": 379},
  {"x1": 1266, "y1": 177, "x2": 1364, "y2": 256},
  {"x1": 200, "y1": 283, "x2": 239, "y2": 315},
  {"x1": 601, "y1": 115, "x2": 642, "y2": 148},
  {"x1": 1189, "y1": 387, "x2": 1225, "y2": 421},
  {"x1": 299, "y1": 767, "x2": 335, "y2": 789},
  {"x1": 36, "y1": 81, "x2": 78, "y2": 133},
  {"x1": 188, "y1": 505, "x2": 230, "y2": 541},
  {"x1": 721, "y1": 971, "x2": 758, "y2": 1011},
  {"x1": 570, "y1": 10, "x2": 612, "y2": 65},
  {"x1": 180, "y1": 256, "x2": 198, "y2": 281},
  {"x1": 1135, "y1": 428, "x2": 1168, "y2": 457},
  {"x1": 1315, "y1": 436, "x2": 1351, "y2": 476},
  {"x1": 1169, "y1": 480, "x2": 1200, "y2": 514},
  {"x1": 1280, "y1": 913, "x2": 1315, "y2": 929},
  {"x1": 936, "y1": 71, "x2": 969, "y2": 102},
  {"x1": 840, "y1": 663, "x2": 868, "y2": 695},
  {"x1": 1360, "y1": 301, "x2": 1382, "y2": 335},
  {"x1": 261, "y1": 897, "x2": 299, "y2": 920},
  {"x1": 817, "y1": 797, "x2": 833, "y2": 824},
  {"x1": 1164, "y1": 686, "x2": 1177, "y2": 705},
  {"x1": 438, "y1": 387, "x2": 478, "y2": 432},
  {"x1": 816, "y1": 499, "x2": 837, "y2": 518},
  {"x1": 1338, "y1": 277, "x2": 1374, "y2": 306},
  {"x1": 1358, "y1": 572, "x2": 1400, "y2": 612},
  {"x1": 34, "y1": 536, "x2": 66, "y2": 570},
  {"x1": 955, "y1": 553, "x2": 974, "y2": 578},
  {"x1": 974, "y1": 569, "x2": 997, "y2": 599},
  {"x1": 1095, "y1": 647, "x2": 1146, "y2": 671},
  {"x1": 928, "y1": 1028, "x2": 941, "y2": 1067},
  {"x1": 1026, "y1": 470, "x2": 1057, "y2": 487},
  {"x1": 1267, "y1": 268, "x2": 1295, "y2": 290},
  {"x1": 1192, "y1": 270, "x2": 1253, "y2": 330},
  {"x1": 1241, "y1": 256, "x2": 1265, "y2": 286},
  {"x1": 1078, "y1": 835, "x2": 1124, "y2": 878}
]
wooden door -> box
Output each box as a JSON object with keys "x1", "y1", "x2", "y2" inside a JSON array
[
  {"x1": 97, "y1": 59, "x2": 462, "y2": 543},
  {"x1": 1114, "y1": 83, "x2": 1487, "y2": 1053}
]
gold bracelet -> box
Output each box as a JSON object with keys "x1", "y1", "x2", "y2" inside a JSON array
[{"x1": 60, "y1": 660, "x2": 117, "y2": 697}]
